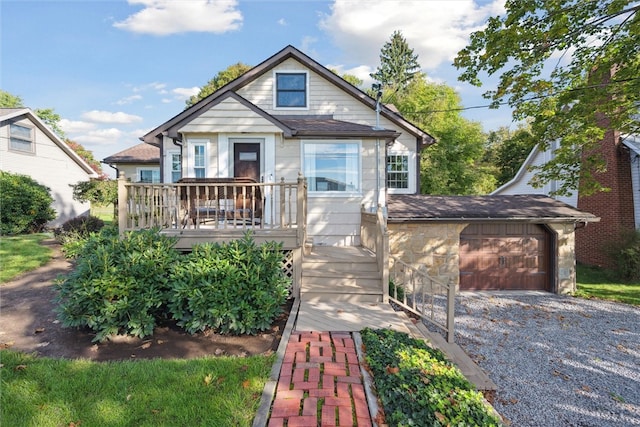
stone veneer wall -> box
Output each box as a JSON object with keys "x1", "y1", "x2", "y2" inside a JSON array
[{"x1": 388, "y1": 221, "x2": 577, "y2": 295}]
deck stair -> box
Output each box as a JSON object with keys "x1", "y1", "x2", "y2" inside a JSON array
[{"x1": 300, "y1": 246, "x2": 382, "y2": 302}]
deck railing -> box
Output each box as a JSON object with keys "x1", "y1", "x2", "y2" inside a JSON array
[
  {"x1": 360, "y1": 206, "x2": 389, "y2": 302},
  {"x1": 117, "y1": 173, "x2": 307, "y2": 241},
  {"x1": 389, "y1": 256, "x2": 456, "y2": 343}
]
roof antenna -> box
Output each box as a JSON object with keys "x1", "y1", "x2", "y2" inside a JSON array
[{"x1": 372, "y1": 83, "x2": 383, "y2": 130}]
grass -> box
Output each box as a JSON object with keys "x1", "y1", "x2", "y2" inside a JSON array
[
  {"x1": 575, "y1": 263, "x2": 640, "y2": 306},
  {"x1": 91, "y1": 204, "x2": 115, "y2": 226},
  {"x1": 0, "y1": 233, "x2": 53, "y2": 284},
  {"x1": 1, "y1": 350, "x2": 274, "y2": 427}
]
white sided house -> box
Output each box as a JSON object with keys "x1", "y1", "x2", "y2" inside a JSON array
[
  {"x1": 142, "y1": 45, "x2": 434, "y2": 246},
  {"x1": 0, "y1": 108, "x2": 98, "y2": 227}
]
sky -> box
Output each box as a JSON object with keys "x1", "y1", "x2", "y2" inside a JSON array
[{"x1": 1, "y1": 0, "x2": 514, "y2": 178}]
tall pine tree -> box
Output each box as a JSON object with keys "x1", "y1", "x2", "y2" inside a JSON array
[{"x1": 370, "y1": 30, "x2": 421, "y2": 95}]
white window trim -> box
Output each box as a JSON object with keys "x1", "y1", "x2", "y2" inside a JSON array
[
  {"x1": 386, "y1": 150, "x2": 416, "y2": 194},
  {"x1": 8, "y1": 122, "x2": 35, "y2": 154},
  {"x1": 136, "y1": 167, "x2": 160, "y2": 183},
  {"x1": 218, "y1": 134, "x2": 275, "y2": 182},
  {"x1": 164, "y1": 149, "x2": 181, "y2": 183},
  {"x1": 301, "y1": 140, "x2": 362, "y2": 198},
  {"x1": 186, "y1": 139, "x2": 208, "y2": 178},
  {"x1": 273, "y1": 70, "x2": 309, "y2": 110}
]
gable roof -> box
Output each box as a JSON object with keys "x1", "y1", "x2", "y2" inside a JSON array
[
  {"x1": 622, "y1": 134, "x2": 640, "y2": 156},
  {"x1": 0, "y1": 108, "x2": 98, "y2": 177},
  {"x1": 103, "y1": 142, "x2": 159, "y2": 164},
  {"x1": 142, "y1": 45, "x2": 434, "y2": 146},
  {"x1": 387, "y1": 194, "x2": 599, "y2": 223}
]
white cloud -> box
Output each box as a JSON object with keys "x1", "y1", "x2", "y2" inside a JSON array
[
  {"x1": 172, "y1": 86, "x2": 200, "y2": 98},
  {"x1": 114, "y1": 0, "x2": 243, "y2": 35},
  {"x1": 115, "y1": 94, "x2": 143, "y2": 105},
  {"x1": 319, "y1": 0, "x2": 505, "y2": 70},
  {"x1": 76, "y1": 128, "x2": 125, "y2": 145},
  {"x1": 59, "y1": 119, "x2": 96, "y2": 134},
  {"x1": 278, "y1": 18, "x2": 287, "y2": 26},
  {"x1": 81, "y1": 110, "x2": 143, "y2": 124}
]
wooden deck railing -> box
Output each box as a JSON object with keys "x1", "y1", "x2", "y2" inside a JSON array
[
  {"x1": 360, "y1": 206, "x2": 389, "y2": 302},
  {"x1": 117, "y1": 173, "x2": 307, "y2": 242}
]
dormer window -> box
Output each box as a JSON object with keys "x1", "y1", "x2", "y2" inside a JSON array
[{"x1": 275, "y1": 72, "x2": 307, "y2": 108}]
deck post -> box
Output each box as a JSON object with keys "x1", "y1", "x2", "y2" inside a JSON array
[
  {"x1": 117, "y1": 172, "x2": 127, "y2": 235},
  {"x1": 292, "y1": 247, "x2": 302, "y2": 299},
  {"x1": 296, "y1": 173, "x2": 306, "y2": 246},
  {"x1": 377, "y1": 206, "x2": 390, "y2": 303},
  {"x1": 446, "y1": 278, "x2": 456, "y2": 343}
]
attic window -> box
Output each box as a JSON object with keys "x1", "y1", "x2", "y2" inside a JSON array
[
  {"x1": 275, "y1": 72, "x2": 307, "y2": 108},
  {"x1": 9, "y1": 123, "x2": 34, "y2": 153}
]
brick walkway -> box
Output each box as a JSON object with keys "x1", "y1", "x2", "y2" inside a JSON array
[{"x1": 267, "y1": 331, "x2": 373, "y2": 427}]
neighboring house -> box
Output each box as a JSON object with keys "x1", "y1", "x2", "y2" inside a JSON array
[
  {"x1": 493, "y1": 129, "x2": 639, "y2": 267},
  {"x1": 0, "y1": 108, "x2": 99, "y2": 227},
  {"x1": 112, "y1": 45, "x2": 597, "y2": 294},
  {"x1": 103, "y1": 142, "x2": 164, "y2": 183}
]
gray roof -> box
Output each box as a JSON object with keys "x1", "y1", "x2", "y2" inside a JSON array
[
  {"x1": 387, "y1": 194, "x2": 599, "y2": 223},
  {"x1": 103, "y1": 142, "x2": 159, "y2": 164},
  {"x1": 276, "y1": 116, "x2": 400, "y2": 139}
]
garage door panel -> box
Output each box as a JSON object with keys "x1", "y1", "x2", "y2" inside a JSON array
[{"x1": 460, "y1": 223, "x2": 550, "y2": 291}]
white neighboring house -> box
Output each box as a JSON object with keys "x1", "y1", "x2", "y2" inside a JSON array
[{"x1": 0, "y1": 108, "x2": 99, "y2": 227}]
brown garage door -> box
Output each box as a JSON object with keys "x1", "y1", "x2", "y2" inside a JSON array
[{"x1": 459, "y1": 223, "x2": 550, "y2": 291}]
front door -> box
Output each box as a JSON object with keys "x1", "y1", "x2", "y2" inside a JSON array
[{"x1": 233, "y1": 143, "x2": 261, "y2": 182}]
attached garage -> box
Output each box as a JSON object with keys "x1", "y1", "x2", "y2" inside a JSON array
[{"x1": 386, "y1": 195, "x2": 599, "y2": 294}]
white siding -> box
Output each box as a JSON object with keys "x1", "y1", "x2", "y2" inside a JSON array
[
  {"x1": 629, "y1": 147, "x2": 640, "y2": 229},
  {"x1": 0, "y1": 117, "x2": 92, "y2": 226}
]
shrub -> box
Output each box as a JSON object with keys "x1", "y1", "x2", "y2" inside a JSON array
[
  {"x1": 55, "y1": 215, "x2": 105, "y2": 257},
  {"x1": 0, "y1": 171, "x2": 55, "y2": 234},
  {"x1": 168, "y1": 233, "x2": 290, "y2": 335},
  {"x1": 361, "y1": 328, "x2": 501, "y2": 427},
  {"x1": 55, "y1": 228, "x2": 180, "y2": 342},
  {"x1": 610, "y1": 230, "x2": 640, "y2": 281}
]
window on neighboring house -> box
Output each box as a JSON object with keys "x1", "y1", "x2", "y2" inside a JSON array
[
  {"x1": 9, "y1": 123, "x2": 34, "y2": 153},
  {"x1": 194, "y1": 144, "x2": 206, "y2": 178},
  {"x1": 139, "y1": 168, "x2": 160, "y2": 183},
  {"x1": 170, "y1": 152, "x2": 182, "y2": 182},
  {"x1": 386, "y1": 154, "x2": 409, "y2": 189},
  {"x1": 303, "y1": 142, "x2": 360, "y2": 193},
  {"x1": 276, "y1": 72, "x2": 307, "y2": 108}
]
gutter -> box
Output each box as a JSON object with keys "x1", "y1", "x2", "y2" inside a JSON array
[{"x1": 387, "y1": 217, "x2": 600, "y2": 224}]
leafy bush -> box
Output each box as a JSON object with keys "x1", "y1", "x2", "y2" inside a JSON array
[
  {"x1": 361, "y1": 328, "x2": 501, "y2": 427},
  {"x1": 609, "y1": 230, "x2": 640, "y2": 281},
  {"x1": 0, "y1": 171, "x2": 55, "y2": 234},
  {"x1": 169, "y1": 233, "x2": 290, "y2": 335},
  {"x1": 55, "y1": 215, "x2": 105, "y2": 257},
  {"x1": 58, "y1": 223, "x2": 118, "y2": 259},
  {"x1": 55, "y1": 228, "x2": 180, "y2": 342}
]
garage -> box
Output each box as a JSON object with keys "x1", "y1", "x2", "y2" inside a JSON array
[
  {"x1": 459, "y1": 223, "x2": 550, "y2": 291},
  {"x1": 386, "y1": 194, "x2": 600, "y2": 294}
]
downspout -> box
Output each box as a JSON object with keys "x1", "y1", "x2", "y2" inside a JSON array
[{"x1": 372, "y1": 85, "x2": 383, "y2": 212}]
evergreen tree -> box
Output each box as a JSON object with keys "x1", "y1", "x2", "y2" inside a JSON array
[{"x1": 370, "y1": 30, "x2": 421, "y2": 94}]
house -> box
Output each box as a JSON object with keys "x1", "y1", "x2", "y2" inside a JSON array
[
  {"x1": 493, "y1": 130, "x2": 639, "y2": 267},
  {"x1": 103, "y1": 142, "x2": 162, "y2": 183},
  {"x1": 113, "y1": 45, "x2": 597, "y2": 300},
  {"x1": 0, "y1": 108, "x2": 99, "y2": 227}
]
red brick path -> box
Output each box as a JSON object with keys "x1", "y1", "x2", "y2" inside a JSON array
[{"x1": 268, "y1": 331, "x2": 373, "y2": 427}]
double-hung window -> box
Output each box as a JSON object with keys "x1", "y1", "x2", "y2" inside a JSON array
[
  {"x1": 303, "y1": 142, "x2": 360, "y2": 194},
  {"x1": 9, "y1": 123, "x2": 34, "y2": 153},
  {"x1": 386, "y1": 154, "x2": 409, "y2": 189},
  {"x1": 138, "y1": 168, "x2": 160, "y2": 183},
  {"x1": 193, "y1": 144, "x2": 206, "y2": 178},
  {"x1": 275, "y1": 72, "x2": 307, "y2": 108},
  {"x1": 170, "y1": 152, "x2": 182, "y2": 182}
]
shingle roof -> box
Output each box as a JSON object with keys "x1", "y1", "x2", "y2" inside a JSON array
[
  {"x1": 276, "y1": 116, "x2": 401, "y2": 139},
  {"x1": 103, "y1": 142, "x2": 159, "y2": 164},
  {"x1": 387, "y1": 194, "x2": 599, "y2": 222}
]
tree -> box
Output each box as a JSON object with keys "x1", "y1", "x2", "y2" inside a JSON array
[
  {"x1": 486, "y1": 124, "x2": 537, "y2": 186},
  {"x1": 329, "y1": 68, "x2": 364, "y2": 89},
  {"x1": 370, "y1": 30, "x2": 421, "y2": 96},
  {"x1": 454, "y1": 0, "x2": 640, "y2": 196},
  {"x1": 396, "y1": 76, "x2": 496, "y2": 195},
  {"x1": 0, "y1": 90, "x2": 23, "y2": 108},
  {"x1": 186, "y1": 62, "x2": 252, "y2": 108},
  {"x1": 71, "y1": 179, "x2": 117, "y2": 207},
  {"x1": 65, "y1": 140, "x2": 105, "y2": 177}
]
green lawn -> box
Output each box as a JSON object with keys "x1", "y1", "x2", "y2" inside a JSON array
[
  {"x1": 0, "y1": 233, "x2": 53, "y2": 283},
  {"x1": 575, "y1": 264, "x2": 640, "y2": 306},
  {"x1": 91, "y1": 204, "x2": 115, "y2": 225},
  {"x1": 1, "y1": 350, "x2": 273, "y2": 427}
]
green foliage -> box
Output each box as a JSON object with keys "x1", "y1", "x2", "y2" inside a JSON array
[
  {"x1": 65, "y1": 140, "x2": 104, "y2": 176},
  {"x1": 0, "y1": 89, "x2": 23, "y2": 107},
  {"x1": 454, "y1": 0, "x2": 640, "y2": 196},
  {"x1": 0, "y1": 171, "x2": 55, "y2": 235},
  {"x1": 71, "y1": 178, "x2": 117, "y2": 206},
  {"x1": 361, "y1": 328, "x2": 501, "y2": 426},
  {"x1": 608, "y1": 230, "x2": 640, "y2": 281},
  {"x1": 486, "y1": 124, "x2": 537, "y2": 186},
  {"x1": 371, "y1": 30, "x2": 421, "y2": 94},
  {"x1": 575, "y1": 263, "x2": 640, "y2": 305},
  {"x1": 186, "y1": 62, "x2": 252, "y2": 108},
  {"x1": 55, "y1": 228, "x2": 180, "y2": 342},
  {"x1": 55, "y1": 216, "x2": 106, "y2": 258},
  {"x1": 168, "y1": 233, "x2": 290, "y2": 335}
]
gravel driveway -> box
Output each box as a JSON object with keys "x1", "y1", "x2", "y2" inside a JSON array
[{"x1": 453, "y1": 292, "x2": 639, "y2": 427}]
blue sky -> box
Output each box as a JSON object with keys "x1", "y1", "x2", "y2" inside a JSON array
[{"x1": 2, "y1": 0, "x2": 513, "y2": 177}]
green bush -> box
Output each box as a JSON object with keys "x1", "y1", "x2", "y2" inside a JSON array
[
  {"x1": 610, "y1": 230, "x2": 640, "y2": 281},
  {"x1": 361, "y1": 328, "x2": 501, "y2": 427},
  {"x1": 55, "y1": 215, "x2": 106, "y2": 257},
  {"x1": 168, "y1": 233, "x2": 290, "y2": 335},
  {"x1": 0, "y1": 171, "x2": 55, "y2": 234},
  {"x1": 55, "y1": 228, "x2": 180, "y2": 342}
]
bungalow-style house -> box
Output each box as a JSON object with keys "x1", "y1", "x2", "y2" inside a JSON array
[
  {"x1": 493, "y1": 130, "x2": 639, "y2": 267},
  {"x1": 103, "y1": 142, "x2": 162, "y2": 183},
  {"x1": 112, "y1": 45, "x2": 597, "y2": 314},
  {"x1": 1, "y1": 108, "x2": 99, "y2": 226}
]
